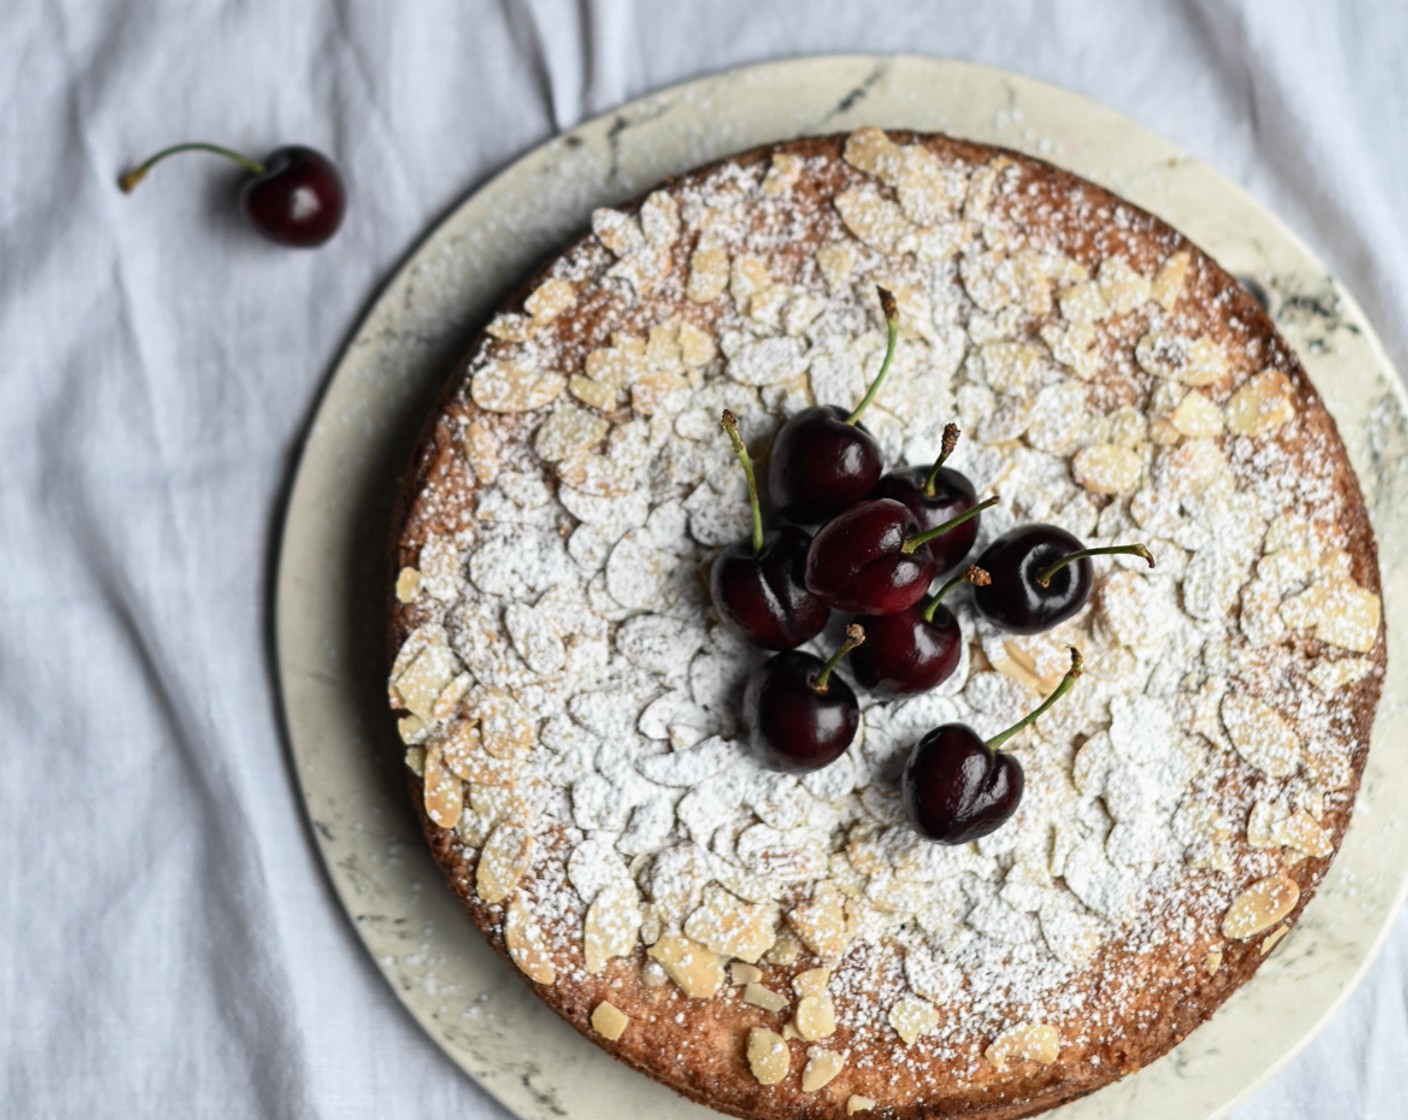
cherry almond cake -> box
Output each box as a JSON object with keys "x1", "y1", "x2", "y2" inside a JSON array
[{"x1": 387, "y1": 129, "x2": 1385, "y2": 1119}]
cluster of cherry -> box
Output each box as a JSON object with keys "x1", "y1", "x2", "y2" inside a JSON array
[{"x1": 709, "y1": 289, "x2": 1153, "y2": 843}]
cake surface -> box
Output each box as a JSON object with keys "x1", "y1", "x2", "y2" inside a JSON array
[{"x1": 386, "y1": 130, "x2": 1385, "y2": 1120}]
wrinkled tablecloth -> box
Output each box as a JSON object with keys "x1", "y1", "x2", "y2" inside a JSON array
[{"x1": 3, "y1": 1, "x2": 1405, "y2": 1116}]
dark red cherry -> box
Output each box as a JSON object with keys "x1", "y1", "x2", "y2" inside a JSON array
[
  {"x1": 767, "y1": 406, "x2": 882, "y2": 525},
  {"x1": 805, "y1": 496, "x2": 997, "y2": 616},
  {"x1": 903, "y1": 648, "x2": 1083, "y2": 843},
  {"x1": 121, "y1": 142, "x2": 346, "y2": 247},
  {"x1": 850, "y1": 566, "x2": 989, "y2": 697},
  {"x1": 710, "y1": 411, "x2": 828, "y2": 649},
  {"x1": 973, "y1": 524, "x2": 1154, "y2": 635},
  {"x1": 767, "y1": 287, "x2": 898, "y2": 525},
  {"x1": 871, "y1": 424, "x2": 980, "y2": 573},
  {"x1": 742, "y1": 625, "x2": 866, "y2": 773}
]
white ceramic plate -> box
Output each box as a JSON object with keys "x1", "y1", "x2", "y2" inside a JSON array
[{"x1": 275, "y1": 55, "x2": 1408, "y2": 1120}]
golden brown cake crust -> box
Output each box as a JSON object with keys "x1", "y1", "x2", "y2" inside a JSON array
[{"x1": 387, "y1": 132, "x2": 1385, "y2": 1120}]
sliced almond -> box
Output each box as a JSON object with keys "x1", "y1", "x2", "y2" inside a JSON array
[
  {"x1": 399, "y1": 716, "x2": 428, "y2": 747},
  {"x1": 584, "y1": 334, "x2": 648, "y2": 389},
  {"x1": 524, "y1": 277, "x2": 577, "y2": 322},
  {"x1": 1260, "y1": 926, "x2": 1291, "y2": 955},
  {"x1": 592, "y1": 208, "x2": 644, "y2": 257},
  {"x1": 470, "y1": 688, "x2": 534, "y2": 760},
  {"x1": 471, "y1": 360, "x2": 565, "y2": 413},
  {"x1": 584, "y1": 879, "x2": 642, "y2": 974},
  {"x1": 1135, "y1": 332, "x2": 1225, "y2": 386},
  {"x1": 843, "y1": 126, "x2": 904, "y2": 182},
  {"x1": 1203, "y1": 947, "x2": 1224, "y2": 975},
  {"x1": 793, "y1": 967, "x2": 832, "y2": 997},
  {"x1": 984, "y1": 1022, "x2": 1060, "y2": 1070},
  {"x1": 1281, "y1": 575, "x2": 1381, "y2": 654},
  {"x1": 687, "y1": 245, "x2": 729, "y2": 303},
  {"x1": 646, "y1": 935, "x2": 724, "y2": 998},
  {"x1": 794, "y1": 994, "x2": 837, "y2": 1041},
  {"x1": 744, "y1": 983, "x2": 790, "y2": 1012},
  {"x1": 1221, "y1": 873, "x2": 1300, "y2": 940},
  {"x1": 403, "y1": 744, "x2": 426, "y2": 774},
  {"x1": 477, "y1": 824, "x2": 533, "y2": 904},
  {"x1": 567, "y1": 374, "x2": 618, "y2": 413},
  {"x1": 888, "y1": 997, "x2": 939, "y2": 1046},
  {"x1": 1152, "y1": 250, "x2": 1192, "y2": 310},
  {"x1": 835, "y1": 188, "x2": 909, "y2": 253},
  {"x1": 504, "y1": 893, "x2": 557, "y2": 985},
  {"x1": 787, "y1": 886, "x2": 855, "y2": 961},
  {"x1": 683, "y1": 887, "x2": 777, "y2": 963},
  {"x1": 632, "y1": 366, "x2": 690, "y2": 416},
  {"x1": 421, "y1": 743, "x2": 464, "y2": 829},
  {"x1": 534, "y1": 402, "x2": 610, "y2": 462},
  {"x1": 590, "y1": 1001, "x2": 629, "y2": 1041},
  {"x1": 731, "y1": 961, "x2": 763, "y2": 986},
  {"x1": 484, "y1": 313, "x2": 533, "y2": 342},
  {"x1": 1221, "y1": 693, "x2": 1302, "y2": 778},
  {"x1": 847, "y1": 1096, "x2": 876, "y2": 1114},
  {"x1": 640, "y1": 191, "x2": 681, "y2": 246},
  {"x1": 463, "y1": 420, "x2": 500, "y2": 484},
  {"x1": 677, "y1": 321, "x2": 716, "y2": 368},
  {"x1": 1226, "y1": 369, "x2": 1295, "y2": 436},
  {"x1": 394, "y1": 567, "x2": 421, "y2": 602},
  {"x1": 815, "y1": 241, "x2": 856, "y2": 291},
  {"x1": 1170, "y1": 390, "x2": 1224, "y2": 437},
  {"x1": 1072, "y1": 442, "x2": 1144, "y2": 495},
  {"x1": 801, "y1": 1048, "x2": 846, "y2": 1093},
  {"x1": 747, "y1": 1027, "x2": 790, "y2": 1086},
  {"x1": 763, "y1": 152, "x2": 804, "y2": 196},
  {"x1": 1096, "y1": 257, "x2": 1152, "y2": 314}
]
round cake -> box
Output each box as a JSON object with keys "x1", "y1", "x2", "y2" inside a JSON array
[{"x1": 386, "y1": 129, "x2": 1385, "y2": 1120}]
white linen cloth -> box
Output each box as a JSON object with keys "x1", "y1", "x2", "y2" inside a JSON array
[{"x1": 3, "y1": 1, "x2": 1405, "y2": 1116}]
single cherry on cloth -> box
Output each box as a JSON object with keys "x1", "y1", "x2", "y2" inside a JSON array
[
  {"x1": 120, "y1": 142, "x2": 346, "y2": 247},
  {"x1": 973, "y1": 524, "x2": 1155, "y2": 635},
  {"x1": 851, "y1": 566, "x2": 990, "y2": 698},
  {"x1": 767, "y1": 286, "x2": 899, "y2": 525},
  {"x1": 709, "y1": 410, "x2": 829, "y2": 650},
  {"x1": 871, "y1": 423, "x2": 981, "y2": 573},
  {"x1": 742, "y1": 624, "x2": 866, "y2": 773},
  {"x1": 805, "y1": 495, "x2": 998, "y2": 616},
  {"x1": 903, "y1": 647, "x2": 1084, "y2": 844}
]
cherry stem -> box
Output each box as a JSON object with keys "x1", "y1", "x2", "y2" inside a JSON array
[
  {"x1": 721, "y1": 410, "x2": 765, "y2": 555},
  {"x1": 119, "y1": 142, "x2": 267, "y2": 193},
  {"x1": 987, "y1": 647, "x2": 1084, "y2": 752},
  {"x1": 1036, "y1": 543, "x2": 1155, "y2": 588},
  {"x1": 921, "y1": 565, "x2": 991, "y2": 623},
  {"x1": 901, "y1": 496, "x2": 999, "y2": 554},
  {"x1": 845, "y1": 287, "x2": 899, "y2": 426},
  {"x1": 922, "y1": 423, "x2": 961, "y2": 496},
  {"x1": 810, "y1": 624, "x2": 866, "y2": 694}
]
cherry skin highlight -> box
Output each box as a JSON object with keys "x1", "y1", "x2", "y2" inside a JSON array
[
  {"x1": 902, "y1": 724, "x2": 1025, "y2": 844},
  {"x1": 973, "y1": 525, "x2": 1154, "y2": 635},
  {"x1": 871, "y1": 425, "x2": 980, "y2": 573},
  {"x1": 120, "y1": 142, "x2": 346, "y2": 247},
  {"x1": 766, "y1": 286, "x2": 900, "y2": 525},
  {"x1": 849, "y1": 566, "x2": 988, "y2": 697},
  {"x1": 709, "y1": 410, "x2": 828, "y2": 649},
  {"x1": 902, "y1": 648, "x2": 1083, "y2": 844},
  {"x1": 804, "y1": 499, "x2": 935, "y2": 616},
  {"x1": 710, "y1": 526, "x2": 829, "y2": 650},
  {"x1": 741, "y1": 626, "x2": 865, "y2": 773}
]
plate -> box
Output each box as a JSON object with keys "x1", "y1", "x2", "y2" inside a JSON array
[{"x1": 274, "y1": 55, "x2": 1408, "y2": 1120}]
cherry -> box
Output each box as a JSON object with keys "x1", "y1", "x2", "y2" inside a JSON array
[
  {"x1": 850, "y1": 566, "x2": 990, "y2": 697},
  {"x1": 973, "y1": 524, "x2": 1155, "y2": 635},
  {"x1": 742, "y1": 625, "x2": 866, "y2": 773},
  {"x1": 871, "y1": 423, "x2": 981, "y2": 573},
  {"x1": 121, "y1": 142, "x2": 346, "y2": 247},
  {"x1": 903, "y1": 647, "x2": 1084, "y2": 844},
  {"x1": 767, "y1": 287, "x2": 898, "y2": 525},
  {"x1": 709, "y1": 410, "x2": 829, "y2": 650},
  {"x1": 804, "y1": 495, "x2": 997, "y2": 616}
]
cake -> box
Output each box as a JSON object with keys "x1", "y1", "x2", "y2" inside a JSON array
[{"x1": 386, "y1": 129, "x2": 1385, "y2": 1119}]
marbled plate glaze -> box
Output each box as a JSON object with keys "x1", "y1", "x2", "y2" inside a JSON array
[{"x1": 274, "y1": 56, "x2": 1408, "y2": 1120}]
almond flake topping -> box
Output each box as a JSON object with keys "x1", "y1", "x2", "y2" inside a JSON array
[
  {"x1": 504, "y1": 893, "x2": 557, "y2": 985},
  {"x1": 1222, "y1": 873, "x2": 1300, "y2": 940},
  {"x1": 747, "y1": 1027, "x2": 790, "y2": 1085},
  {"x1": 591, "y1": 1001, "x2": 629, "y2": 1041},
  {"x1": 801, "y1": 1048, "x2": 847, "y2": 1093},
  {"x1": 984, "y1": 1022, "x2": 1061, "y2": 1069}
]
